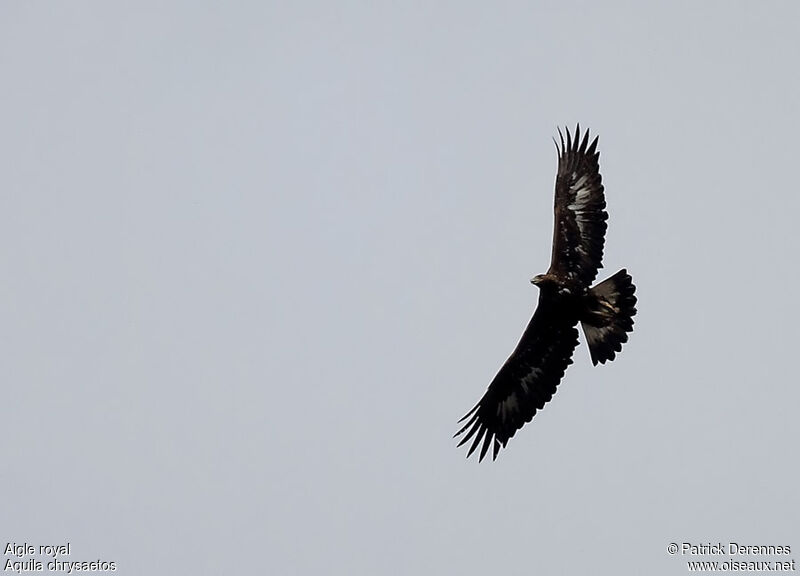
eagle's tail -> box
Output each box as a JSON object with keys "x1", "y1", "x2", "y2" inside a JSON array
[{"x1": 581, "y1": 269, "x2": 637, "y2": 366}]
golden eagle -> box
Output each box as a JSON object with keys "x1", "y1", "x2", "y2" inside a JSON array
[{"x1": 455, "y1": 125, "x2": 637, "y2": 461}]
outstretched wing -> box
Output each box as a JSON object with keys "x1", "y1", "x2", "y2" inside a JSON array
[
  {"x1": 454, "y1": 303, "x2": 579, "y2": 462},
  {"x1": 548, "y1": 125, "x2": 607, "y2": 288}
]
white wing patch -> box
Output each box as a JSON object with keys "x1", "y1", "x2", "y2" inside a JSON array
[
  {"x1": 573, "y1": 175, "x2": 590, "y2": 196},
  {"x1": 498, "y1": 394, "x2": 518, "y2": 419},
  {"x1": 566, "y1": 176, "x2": 596, "y2": 245},
  {"x1": 497, "y1": 366, "x2": 543, "y2": 420},
  {"x1": 568, "y1": 183, "x2": 593, "y2": 209}
]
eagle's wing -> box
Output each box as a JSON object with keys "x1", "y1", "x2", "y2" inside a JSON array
[
  {"x1": 547, "y1": 125, "x2": 607, "y2": 288},
  {"x1": 454, "y1": 305, "x2": 579, "y2": 461}
]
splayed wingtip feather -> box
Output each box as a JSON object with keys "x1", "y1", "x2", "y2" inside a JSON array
[
  {"x1": 467, "y1": 426, "x2": 487, "y2": 458},
  {"x1": 454, "y1": 412, "x2": 479, "y2": 438},
  {"x1": 479, "y1": 431, "x2": 493, "y2": 462}
]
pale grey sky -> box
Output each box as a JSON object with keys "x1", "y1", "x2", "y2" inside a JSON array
[{"x1": 2, "y1": 2, "x2": 799, "y2": 574}]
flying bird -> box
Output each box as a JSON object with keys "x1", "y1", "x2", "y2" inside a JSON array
[{"x1": 455, "y1": 125, "x2": 637, "y2": 462}]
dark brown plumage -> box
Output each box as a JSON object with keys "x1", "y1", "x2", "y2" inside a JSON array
[{"x1": 455, "y1": 125, "x2": 637, "y2": 461}]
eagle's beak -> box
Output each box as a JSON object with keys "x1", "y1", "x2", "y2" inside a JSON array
[{"x1": 530, "y1": 275, "x2": 541, "y2": 285}]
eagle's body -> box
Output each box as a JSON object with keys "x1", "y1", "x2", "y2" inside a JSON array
[{"x1": 455, "y1": 125, "x2": 637, "y2": 461}]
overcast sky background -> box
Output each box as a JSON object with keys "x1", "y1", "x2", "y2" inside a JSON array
[{"x1": 2, "y1": 2, "x2": 799, "y2": 574}]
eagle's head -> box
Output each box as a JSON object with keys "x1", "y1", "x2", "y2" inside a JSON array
[{"x1": 530, "y1": 273, "x2": 558, "y2": 288}]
